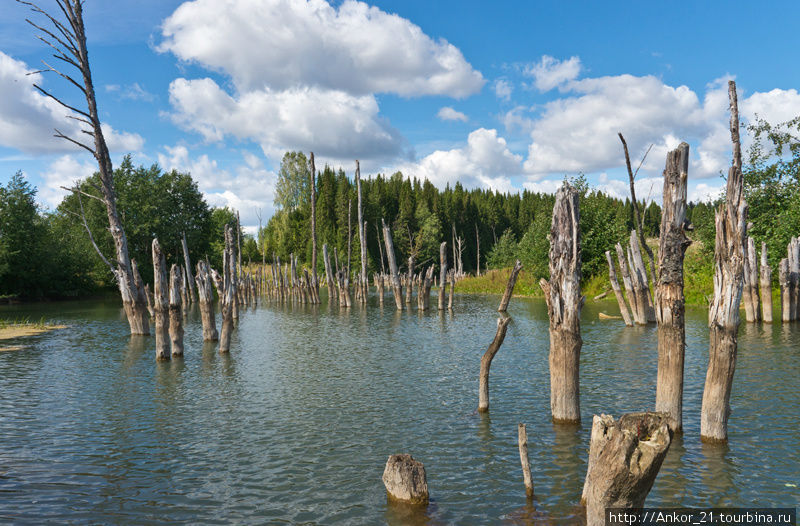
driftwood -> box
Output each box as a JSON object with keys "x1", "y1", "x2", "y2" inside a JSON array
[
  {"x1": 760, "y1": 243, "x2": 773, "y2": 323},
  {"x1": 383, "y1": 219, "x2": 404, "y2": 310},
  {"x1": 655, "y1": 143, "x2": 691, "y2": 432},
  {"x1": 477, "y1": 316, "x2": 511, "y2": 412},
  {"x1": 438, "y1": 242, "x2": 447, "y2": 310},
  {"x1": 581, "y1": 412, "x2": 673, "y2": 526},
  {"x1": 382, "y1": 454, "x2": 428, "y2": 505},
  {"x1": 498, "y1": 260, "x2": 523, "y2": 312},
  {"x1": 518, "y1": 423, "x2": 534, "y2": 498},
  {"x1": 152, "y1": 239, "x2": 170, "y2": 361},
  {"x1": 742, "y1": 237, "x2": 761, "y2": 322},
  {"x1": 195, "y1": 260, "x2": 218, "y2": 341},
  {"x1": 169, "y1": 264, "x2": 184, "y2": 357},
  {"x1": 701, "y1": 81, "x2": 748, "y2": 442},
  {"x1": 540, "y1": 183, "x2": 583, "y2": 423},
  {"x1": 605, "y1": 251, "x2": 633, "y2": 326}
]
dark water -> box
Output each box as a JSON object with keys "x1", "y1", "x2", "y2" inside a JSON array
[{"x1": 1, "y1": 294, "x2": 798, "y2": 524}]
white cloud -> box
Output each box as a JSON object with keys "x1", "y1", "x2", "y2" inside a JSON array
[
  {"x1": 503, "y1": 105, "x2": 536, "y2": 134},
  {"x1": 689, "y1": 182, "x2": 724, "y2": 204},
  {"x1": 524, "y1": 55, "x2": 582, "y2": 92},
  {"x1": 39, "y1": 155, "x2": 97, "y2": 209},
  {"x1": 493, "y1": 79, "x2": 512, "y2": 101},
  {"x1": 105, "y1": 82, "x2": 156, "y2": 102},
  {"x1": 437, "y1": 106, "x2": 468, "y2": 122},
  {"x1": 159, "y1": 0, "x2": 484, "y2": 98},
  {"x1": 0, "y1": 51, "x2": 144, "y2": 154}
]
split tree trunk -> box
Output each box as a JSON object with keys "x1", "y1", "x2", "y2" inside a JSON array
[
  {"x1": 780, "y1": 258, "x2": 790, "y2": 322},
  {"x1": 181, "y1": 231, "x2": 196, "y2": 303},
  {"x1": 790, "y1": 237, "x2": 800, "y2": 321},
  {"x1": 218, "y1": 224, "x2": 237, "y2": 353},
  {"x1": 540, "y1": 183, "x2": 583, "y2": 424},
  {"x1": 477, "y1": 316, "x2": 511, "y2": 412},
  {"x1": 581, "y1": 412, "x2": 673, "y2": 526},
  {"x1": 760, "y1": 242, "x2": 773, "y2": 323},
  {"x1": 382, "y1": 219, "x2": 404, "y2": 310},
  {"x1": 417, "y1": 266, "x2": 434, "y2": 311},
  {"x1": 701, "y1": 80, "x2": 748, "y2": 443},
  {"x1": 498, "y1": 260, "x2": 523, "y2": 312},
  {"x1": 152, "y1": 239, "x2": 170, "y2": 361},
  {"x1": 606, "y1": 250, "x2": 633, "y2": 326},
  {"x1": 438, "y1": 242, "x2": 448, "y2": 310},
  {"x1": 169, "y1": 264, "x2": 184, "y2": 357},
  {"x1": 616, "y1": 243, "x2": 643, "y2": 324},
  {"x1": 629, "y1": 231, "x2": 655, "y2": 323},
  {"x1": 195, "y1": 260, "x2": 218, "y2": 341},
  {"x1": 742, "y1": 237, "x2": 761, "y2": 322},
  {"x1": 655, "y1": 142, "x2": 691, "y2": 433}
]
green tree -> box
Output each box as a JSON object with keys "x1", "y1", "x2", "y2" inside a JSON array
[{"x1": 275, "y1": 151, "x2": 311, "y2": 211}]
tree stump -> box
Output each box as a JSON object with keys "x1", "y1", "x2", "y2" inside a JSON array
[
  {"x1": 218, "y1": 225, "x2": 237, "y2": 354},
  {"x1": 742, "y1": 236, "x2": 761, "y2": 322},
  {"x1": 448, "y1": 268, "x2": 455, "y2": 310},
  {"x1": 382, "y1": 219, "x2": 404, "y2": 310},
  {"x1": 195, "y1": 260, "x2": 218, "y2": 341},
  {"x1": 629, "y1": 231, "x2": 655, "y2": 323},
  {"x1": 655, "y1": 143, "x2": 691, "y2": 432},
  {"x1": 478, "y1": 316, "x2": 511, "y2": 412},
  {"x1": 382, "y1": 454, "x2": 429, "y2": 505},
  {"x1": 616, "y1": 242, "x2": 643, "y2": 325},
  {"x1": 438, "y1": 242, "x2": 448, "y2": 311},
  {"x1": 169, "y1": 264, "x2": 184, "y2": 357},
  {"x1": 152, "y1": 238, "x2": 170, "y2": 361},
  {"x1": 518, "y1": 423, "x2": 534, "y2": 498},
  {"x1": 581, "y1": 412, "x2": 673, "y2": 526},
  {"x1": 498, "y1": 260, "x2": 523, "y2": 312},
  {"x1": 606, "y1": 250, "x2": 633, "y2": 326},
  {"x1": 790, "y1": 237, "x2": 800, "y2": 321},
  {"x1": 406, "y1": 255, "x2": 415, "y2": 305},
  {"x1": 760, "y1": 242, "x2": 773, "y2": 323},
  {"x1": 540, "y1": 183, "x2": 583, "y2": 424}
]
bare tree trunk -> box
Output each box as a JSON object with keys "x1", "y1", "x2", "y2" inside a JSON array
[
  {"x1": 701, "y1": 81, "x2": 748, "y2": 443},
  {"x1": 478, "y1": 316, "x2": 511, "y2": 412},
  {"x1": 438, "y1": 242, "x2": 447, "y2": 310},
  {"x1": 475, "y1": 223, "x2": 480, "y2": 277},
  {"x1": 376, "y1": 222, "x2": 386, "y2": 275},
  {"x1": 518, "y1": 423, "x2": 534, "y2": 498},
  {"x1": 382, "y1": 219, "x2": 404, "y2": 310},
  {"x1": 655, "y1": 143, "x2": 691, "y2": 433},
  {"x1": 742, "y1": 237, "x2": 760, "y2": 322},
  {"x1": 356, "y1": 161, "x2": 368, "y2": 305},
  {"x1": 310, "y1": 152, "x2": 319, "y2": 303},
  {"x1": 606, "y1": 251, "x2": 633, "y2": 326},
  {"x1": 377, "y1": 273, "x2": 385, "y2": 305},
  {"x1": 616, "y1": 243, "x2": 643, "y2": 324},
  {"x1": 780, "y1": 258, "x2": 791, "y2": 322},
  {"x1": 629, "y1": 231, "x2": 655, "y2": 323},
  {"x1": 323, "y1": 243, "x2": 335, "y2": 302},
  {"x1": 790, "y1": 237, "x2": 800, "y2": 321},
  {"x1": 169, "y1": 264, "x2": 184, "y2": 357},
  {"x1": 195, "y1": 260, "x2": 218, "y2": 341},
  {"x1": 144, "y1": 282, "x2": 155, "y2": 319},
  {"x1": 218, "y1": 225, "x2": 237, "y2": 353},
  {"x1": 540, "y1": 183, "x2": 583, "y2": 424},
  {"x1": 418, "y1": 266, "x2": 434, "y2": 310},
  {"x1": 347, "y1": 199, "x2": 352, "y2": 283},
  {"x1": 581, "y1": 413, "x2": 673, "y2": 526},
  {"x1": 152, "y1": 239, "x2": 170, "y2": 361},
  {"x1": 760, "y1": 243, "x2": 773, "y2": 323},
  {"x1": 406, "y1": 255, "x2": 415, "y2": 305},
  {"x1": 181, "y1": 231, "x2": 196, "y2": 303},
  {"x1": 498, "y1": 260, "x2": 523, "y2": 312},
  {"x1": 448, "y1": 268, "x2": 455, "y2": 310}
]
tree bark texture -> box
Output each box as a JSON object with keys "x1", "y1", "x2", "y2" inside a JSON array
[
  {"x1": 760, "y1": 242, "x2": 773, "y2": 323},
  {"x1": 383, "y1": 219, "x2": 404, "y2": 310},
  {"x1": 742, "y1": 236, "x2": 761, "y2": 322},
  {"x1": 478, "y1": 316, "x2": 511, "y2": 412},
  {"x1": 655, "y1": 142, "x2": 691, "y2": 433},
  {"x1": 498, "y1": 260, "x2": 523, "y2": 312},
  {"x1": 169, "y1": 264, "x2": 184, "y2": 357},
  {"x1": 518, "y1": 423, "x2": 534, "y2": 498},
  {"x1": 628, "y1": 231, "x2": 655, "y2": 323},
  {"x1": 218, "y1": 224, "x2": 237, "y2": 353},
  {"x1": 152, "y1": 238, "x2": 170, "y2": 361},
  {"x1": 606, "y1": 251, "x2": 633, "y2": 326},
  {"x1": 181, "y1": 231, "x2": 196, "y2": 303},
  {"x1": 195, "y1": 260, "x2": 218, "y2": 341},
  {"x1": 438, "y1": 242, "x2": 447, "y2": 310},
  {"x1": 382, "y1": 454, "x2": 428, "y2": 505}
]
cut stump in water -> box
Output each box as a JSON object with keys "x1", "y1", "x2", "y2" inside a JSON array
[
  {"x1": 152, "y1": 238, "x2": 170, "y2": 362},
  {"x1": 382, "y1": 454, "x2": 429, "y2": 505},
  {"x1": 518, "y1": 423, "x2": 534, "y2": 498}
]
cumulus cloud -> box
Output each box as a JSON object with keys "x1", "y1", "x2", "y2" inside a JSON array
[
  {"x1": 39, "y1": 155, "x2": 97, "y2": 208},
  {"x1": 159, "y1": 0, "x2": 484, "y2": 98},
  {"x1": 524, "y1": 55, "x2": 582, "y2": 92},
  {"x1": 493, "y1": 79, "x2": 512, "y2": 101},
  {"x1": 0, "y1": 51, "x2": 144, "y2": 154},
  {"x1": 437, "y1": 106, "x2": 468, "y2": 122},
  {"x1": 105, "y1": 82, "x2": 156, "y2": 102}
]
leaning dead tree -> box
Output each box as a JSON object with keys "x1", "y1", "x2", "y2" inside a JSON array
[
  {"x1": 181, "y1": 232, "x2": 196, "y2": 303},
  {"x1": 619, "y1": 133, "x2": 656, "y2": 289},
  {"x1": 22, "y1": 0, "x2": 150, "y2": 334},
  {"x1": 540, "y1": 183, "x2": 583, "y2": 424},
  {"x1": 477, "y1": 316, "x2": 511, "y2": 412},
  {"x1": 382, "y1": 219, "x2": 404, "y2": 310},
  {"x1": 497, "y1": 260, "x2": 523, "y2": 312},
  {"x1": 152, "y1": 239, "x2": 170, "y2": 361},
  {"x1": 654, "y1": 142, "x2": 691, "y2": 433},
  {"x1": 701, "y1": 80, "x2": 748, "y2": 443},
  {"x1": 605, "y1": 251, "x2": 633, "y2": 326}
]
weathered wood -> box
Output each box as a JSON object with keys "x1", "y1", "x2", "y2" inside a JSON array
[
  {"x1": 616, "y1": 243, "x2": 643, "y2": 324},
  {"x1": 655, "y1": 142, "x2": 691, "y2": 433},
  {"x1": 742, "y1": 237, "x2": 761, "y2": 322},
  {"x1": 477, "y1": 316, "x2": 511, "y2": 412},
  {"x1": 540, "y1": 183, "x2": 583, "y2": 424},
  {"x1": 417, "y1": 266, "x2": 434, "y2": 310},
  {"x1": 356, "y1": 161, "x2": 368, "y2": 304},
  {"x1": 629, "y1": 231, "x2": 655, "y2": 323},
  {"x1": 323, "y1": 243, "x2": 335, "y2": 302},
  {"x1": 377, "y1": 273, "x2": 385, "y2": 305},
  {"x1": 448, "y1": 268, "x2": 455, "y2": 310},
  {"x1": 701, "y1": 81, "x2": 748, "y2": 442},
  {"x1": 606, "y1": 251, "x2": 633, "y2": 326},
  {"x1": 780, "y1": 258, "x2": 791, "y2": 322},
  {"x1": 438, "y1": 242, "x2": 448, "y2": 310},
  {"x1": 382, "y1": 454, "x2": 428, "y2": 505},
  {"x1": 195, "y1": 260, "x2": 218, "y2": 341},
  {"x1": 144, "y1": 282, "x2": 155, "y2": 318},
  {"x1": 760, "y1": 243, "x2": 773, "y2": 323},
  {"x1": 406, "y1": 255, "x2": 415, "y2": 305},
  {"x1": 382, "y1": 219, "x2": 404, "y2": 310},
  {"x1": 179, "y1": 266, "x2": 189, "y2": 317},
  {"x1": 498, "y1": 260, "x2": 523, "y2": 312},
  {"x1": 475, "y1": 223, "x2": 481, "y2": 277},
  {"x1": 310, "y1": 152, "x2": 319, "y2": 303},
  {"x1": 152, "y1": 238, "x2": 170, "y2": 361},
  {"x1": 581, "y1": 412, "x2": 673, "y2": 526},
  {"x1": 169, "y1": 264, "x2": 184, "y2": 357},
  {"x1": 790, "y1": 237, "x2": 800, "y2": 321},
  {"x1": 181, "y1": 231, "x2": 196, "y2": 303},
  {"x1": 518, "y1": 423, "x2": 534, "y2": 498},
  {"x1": 218, "y1": 225, "x2": 236, "y2": 353}
]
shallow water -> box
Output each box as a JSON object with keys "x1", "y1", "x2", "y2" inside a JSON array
[{"x1": 1, "y1": 294, "x2": 798, "y2": 524}]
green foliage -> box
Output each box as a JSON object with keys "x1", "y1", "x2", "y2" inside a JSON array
[
  {"x1": 275, "y1": 151, "x2": 310, "y2": 211},
  {"x1": 486, "y1": 228, "x2": 517, "y2": 269}
]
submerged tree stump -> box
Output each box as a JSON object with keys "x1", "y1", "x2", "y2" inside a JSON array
[
  {"x1": 518, "y1": 423, "x2": 534, "y2": 498},
  {"x1": 742, "y1": 236, "x2": 761, "y2": 322},
  {"x1": 323, "y1": 244, "x2": 335, "y2": 303},
  {"x1": 701, "y1": 81, "x2": 748, "y2": 442},
  {"x1": 581, "y1": 412, "x2": 673, "y2": 526},
  {"x1": 655, "y1": 142, "x2": 691, "y2": 433},
  {"x1": 448, "y1": 268, "x2": 455, "y2": 310},
  {"x1": 169, "y1": 264, "x2": 184, "y2": 357},
  {"x1": 382, "y1": 454, "x2": 429, "y2": 505},
  {"x1": 438, "y1": 242, "x2": 448, "y2": 311},
  {"x1": 383, "y1": 219, "x2": 404, "y2": 310},
  {"x1": 606, "y1": 250, "x2": 633, "y2": 326},
  {"x1": 498, "y1": 260, "x2": 523, "y2": 312},
  {"x1": 195, "y1": 260, "x2": 218, "y2": 341},
  {"x1": 540, "y1": 183, "x2": 583, "y2": 424},
  {"x1": 152, "y1": 239, "x2": 170, "y2": 361},
  {"x1": 478, "y1": 316, "x2": 511, "y2": 412},
  {"x1": 629, "y1": 231, "x2": 655, "y2": 323},
  {"x1": 790, "y1": 237, "x2": 800, "y2": 321},
  {"x1": 780, "y1": 258, "x2": 790, "y2": 322},
  {"x1": 218, "y1": 225, "x2": 237, "y2": 353},
  {"x1": 760, "y1": 243, "x2": 773, "y2": 323}
]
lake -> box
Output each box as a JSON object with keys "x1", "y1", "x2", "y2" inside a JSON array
[{"x1": 1, "y1": 294, "x2": 798, "y2": 524}]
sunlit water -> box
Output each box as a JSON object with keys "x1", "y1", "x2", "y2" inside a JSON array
[{"x1": 1, "y1": 293, "x2": 798, "y2": 524}]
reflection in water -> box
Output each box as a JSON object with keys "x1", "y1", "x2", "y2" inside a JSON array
[
  {"x1": 699, "y1": 441, "x2": 739, "y2": 507},
  {"x1": 550, "y1": 423, "x2": 585, "y2": 516},
  {"x1": 385, "y1": 498, "x2": 438, "y2": 526}
]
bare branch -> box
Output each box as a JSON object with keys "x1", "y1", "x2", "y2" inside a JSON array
[
  {"x1": 75, "y1": 190, "x2": 116, "y2": 275},
  {"x1": 38, "y1": 59, "x2": 86, "y2": 93},
  {"x1": 633, "y1": 143, "x2": 654, "y2": 180},
  {"x1": 32, "y1": 83, "x2": 92, "y2": 120},
  {"x1": 60, "y1": 184, "x2": 104, "y2": 203},
  {"x1": 54, "y1": 128, "x2": 95, "y2": 155}
]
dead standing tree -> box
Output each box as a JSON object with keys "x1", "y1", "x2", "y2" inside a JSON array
[
  {"x1": 655, "y1": 143, "x2": 691, "y2": 432},
  {"x1": 477, "y1": 316, "x2": 511, "y2": 413},
  {"x1": 309, "y1": 152, "x2": 319, "y2": 303},
  {"x1": 382, "y1": 219, "x2": 404, "y2": 310},
  {"x1": 701, "y1": 81, "x2": 748, "y2": 443},
  {"x1": 152, "y1": 239, "x2": 170, "y2": 361},
  {"x1": 356, "y1": 161, "x2": 368, "y2": 304},
  {"x1": 22, "y1": 0, "x2": 150, "y2": 334},
  {"x1": 605, "y1": 250, "x2": 633, "y2": 326},
  {"x1": 619, "y1": 133, "x2": 656, "y2": 289},
  {"x1": 540, "y1": 183, "x2": 583, "y2": 424}
]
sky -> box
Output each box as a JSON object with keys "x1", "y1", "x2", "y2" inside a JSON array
[{"x1": 2, "y1": 0, "x2": 800, "y2": 229}]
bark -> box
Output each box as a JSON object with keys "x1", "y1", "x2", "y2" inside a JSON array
[
  {"x1": 195, "y1": 260, "x2": 218, "y2": 341},
  {"x1": 356, "y1": 161, "x2": 368, "y2": 304},
  {"x1": 540, "y1": 183, "x2": 583, "y2": 424},
  {"x1": 169, "y1": 264, "x2": 184, "y2": 357},
  {"x1": 438, "y1": 242, "x2": 447, "y2": 310},
  {"x1": 760, "y1": 242, "x2": 773, "y2": 323},
  {"x1": 701, "y1": 81, "x2": 748, "y2": 442},
  {"x1": 616, "y1": 243, "x2": 643, "y2": 324},
  {"x1": 655, "y1": 143, "x2": 691, "y2": 433},
  {"x1": 310, "y1": 152, "x2": 318, "y2": 303},
  {"x1": 497, "y1": 260, "x2": 523, "y2": 312},
  {"x1": 581, "y1": 412, "x2": 673, "y2": 526},
  {"x1": 383, "y1": 219, "x2": 404, "y2": 310},
  {"x1": 790, "y1": 237, "x2": 800, "y2": 321},
  {"x1": 323, "y1": 243, "x2": 335, "y2": 302},
  {"x1": 218, "y1": 225, "x2": 236, "y2": 353},
  {"x1": 377, "y1": 273, "x2": 385, "y2": 305},
  {"x1": 417, "y1": 266, "x2": 434, "y2": 311},
  {"x1": 780, "y1": 258, "x2": 791, "y2": 322},
  {"x1": 477, "y1": 316, "x2": 511, "y2": 412},
  {"x1": 152, "y1": 239, "x2": 170, "y2": 361},
  {"x1": 382, "y1": 454, "x2": 428, "y2": 505},
  {"x1": 181, "y1": 231, "x2": 196, "y2": 303},
  {"x1": 518, "y1": 423, "x2": 534, "y2": 498},
  {"x1": 742, "y1": 237, "x2": 761, "y2": 322},
  {"x1": 144, "y1": 282, "x2": 155, "y2": 319},
  {"x1": 629, "y1": 231, "x2": 655, "y2": 323},
  {"x1": 606, "y1": 251, "x2": 633, "y2": 326},
  {"x1": 448, "y1": 268, "x2": 455, "y2": 310},
  {"x1": 406, "y1": 255, "x2": 415, "y2": 305},
  {"x1": 475, "y1": 223, "x2": 481, "y2": 277}
]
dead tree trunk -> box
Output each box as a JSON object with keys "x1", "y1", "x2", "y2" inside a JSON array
[
  {"x1": 181, "y1": 231, "x2": 196, "y2": 303},
  {"x1": 310, "y1": 152, "x2": 319, "y2": 303},
  {"x1": 152, "y1": 239, "x2": 170, "y2": 361},
  {"x1": 477, "y1": 316, "x2": 511, "y2": 412},
  {"x1": 195, "y1": 260, "x2": 218, "y2": 341},
  {"x1": 218, "y1": 225, "x2": 237, "y2": 353},
  {"x1": 790, "y1": 237, "x2": 800, "y2": 321},
  {"x1": 347, "y1": 199, "x2": 352, "y2": 284},
  {"x1": 518, "y1": 423, "x2": 534, "y2": 498},
  {"x1": 655, "y1": 142, "x2": 691, "y2": 433},
  {"x1": 377, "y1": 222, "x2": 386, "y2": 275},
  {"x1": 418, "y1": 266, "x2": 434, "y2": 311},
  {"x1": 742, "y1": 237, "x2": 761, "y2": 322},
  {"x1": 377, "y1": 273, "x2": 385, "y2": 305},
  {"x1": 406, "y1": 255, "x2": 415, "y2": 305},
  {"x1": 323, "y1": 243, "x2": 335, "y2": 302},
  {"x1": 498, "y1": 260, "x2": 523, "y2": 312},
  {"x1": 475, "y1": 223, "x2": 481, "y2": 277},
  {"x1": 169, "y1": 264, "x2": 184, "y2": 357},
  {"x1": 760, "y1": 243, "x2": 773, "y2": 323},
  {"x1": 448, "y1": 268, "x2": 455, "y2": 310},
  {"x1": 540, "y1": 183, "x2": 583, "y2": 424},
  {"x1": 780, "y1": 258, "x2": 791, "y2": 322},
  {"x1": 581, "y1": 413, "x2": 673, "y2": 526},
  {"x1": 606, "y1": 251, "x2": 633, "y2": 326},
  {"x1": 438, "y1": 242, "x2": 447, "y2": 311},
  {"x1": 629, "y1": 231, "x2": 655, "y2": 323},
  {"x1": 144, "y1": 283, "x2": 155, "y2": 319},
  {"x1": 701, "y1": 81, "x2": 748, "y2": 443},
  {"x1": 383, "y1": 219, "x2": 404, "y2": 310},
  {"x1": 616, "y1": 243, "x2": 643, "y2": 324},
  {"x1": 356, "y1": 161, "x2": 368, "y2": 304}
]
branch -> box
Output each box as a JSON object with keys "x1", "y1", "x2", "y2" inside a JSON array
[
  {"x1": 54, "y1": 128, "x2": 95, "y2": 156},
  {"x1": 73, "y1": 190, "x2": 116, "y2": 276},
  {"x1": 33, "y1": 83, "x2": 92, "y2": 120},
  {"x1": 37, "y1": 59, "x2": 86, "y2": 94},
  {"x1": 60, "y1": 184, "x2": 104, "y2": 203}
]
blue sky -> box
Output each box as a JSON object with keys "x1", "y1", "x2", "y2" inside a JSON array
[{"x1": 2, "y1": 0, "x2": 800, "y2": 228}]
